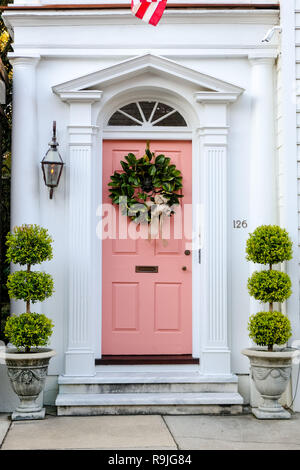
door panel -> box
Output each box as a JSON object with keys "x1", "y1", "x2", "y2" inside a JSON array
[{"x1": 102, "y1": 140, "x2": 192, "y2": 355}]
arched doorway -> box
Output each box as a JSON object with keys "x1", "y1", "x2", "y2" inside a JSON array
[{"x1": 102, "y1": 101, "x2": 193, "y2": 356}]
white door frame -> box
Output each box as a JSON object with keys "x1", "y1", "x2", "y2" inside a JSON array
[{"x1": 53, "y1": 54, "x2": 244, "y2": 378}]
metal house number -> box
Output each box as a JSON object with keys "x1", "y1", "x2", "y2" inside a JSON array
[{"x1": 233, "y1": 219, "x2": 248, "y2": 229}]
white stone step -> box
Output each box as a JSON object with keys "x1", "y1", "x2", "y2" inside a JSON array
[
  {"x1": 59, "y1": 372, "x2": 239, "y2": 384},
  {"x1": 58, "y1": 373, "x2": 239, "y2": 394},
  {"x1": 56, "y1": 392, "x2": 243, "y2": 416},
  {"x1": 56, "y1": 392, "x2": 243, "y2": 406}
]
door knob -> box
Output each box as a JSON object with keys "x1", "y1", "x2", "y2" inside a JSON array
[{"x1": 182, "y1": 266, "x2": 187, "y2": 271}]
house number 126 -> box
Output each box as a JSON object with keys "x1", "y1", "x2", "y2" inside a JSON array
[{"x1": 233, "y1": 220, "x2": 248, "y2": 229}]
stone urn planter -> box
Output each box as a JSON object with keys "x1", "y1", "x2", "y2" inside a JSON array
[
  {"x1": 243, "y1": 225, "x2": 298, "y2": 419},
  {"x1": 242, "y1": 348, "x2": 300, "y2": 419},
  {"x1": 3, "y1": 225, "x2": 56, "y2": 421},
  {"x1": 3, "y1": 348, "x2": 56, "y2": 420}
]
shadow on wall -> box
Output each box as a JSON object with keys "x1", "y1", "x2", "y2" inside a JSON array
[
  {"x1": 0, "y1": 365, "x2": 20, "y2": 412},
  {"x1": 0, "y1": 364, "x2": 43, "y2": 412}
]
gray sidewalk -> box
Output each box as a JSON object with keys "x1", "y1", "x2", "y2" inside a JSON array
[{"x1": 1, "y1": 412, "x2": 300, "y2": 450}]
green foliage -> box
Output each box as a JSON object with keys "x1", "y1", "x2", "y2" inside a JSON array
[
  {"x1": 108, "y1": 145, "x2": 183, "y2": 222},
  {"x1": 6, "y1": 224, "x2": 53, "y2": 266},
  {"x1": 248, "y1": 311, "x2": 292, "y2": 350},
  {"x1": 247, "y1": 270, "x2": 292, "y2": 304},
  {"x1": 4, "y1": 224, "x2": 55, "y2": 352},
  {"x1": 246, "y1": 225, "x2": 292, "y2": 265},
  {"x1": 0, "y1": 303, "x2": 10, "y2": 344},
  {"x1": 245, "y1": 225, "x2": 294, "y2": 351},
  {"x1": 7, "y1": 271, "x2": 54, "y2": 303},
  {"x1": 0, "y1": 1, "x2": 13, "y2": 344},
  {"x1": 4, "y1": 313, "x2": 54, "y2": 352}
]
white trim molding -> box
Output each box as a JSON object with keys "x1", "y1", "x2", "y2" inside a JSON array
[
  {"x1": 52, "y1": 53, "x2": 245, "y2": 96},
  {"x1": 61, "y1": 91, "x2": 101, "y2": 377},
  {"x1": 53, "y1": 53, "x2": 244, "y2": 379},
  {"x1": 195, "y1": 93, "x2": 241, "y2": 377}
]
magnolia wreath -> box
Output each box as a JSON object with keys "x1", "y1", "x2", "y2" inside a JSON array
[{"x1": 108, "y1": 143, "x2": 184, "y2": 236}]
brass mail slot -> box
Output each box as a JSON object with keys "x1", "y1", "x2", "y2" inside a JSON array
[{"x1": 135, "y1": 266, "x2": 159, "y2": 273}]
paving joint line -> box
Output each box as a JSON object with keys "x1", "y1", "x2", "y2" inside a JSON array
[
  {"x1": 161, "y1": 415, "x2": 179, "y2": 450},
  {"x1": 0, "y1": 417, "x2": 12, "y2": 450}
]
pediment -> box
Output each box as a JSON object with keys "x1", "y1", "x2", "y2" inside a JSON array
[{"x1": 52, "y1": 53, "x2": 244, "y2": 98}]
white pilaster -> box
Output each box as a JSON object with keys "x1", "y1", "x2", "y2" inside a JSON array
[
  {"x1": 56, "y1": 91, "x2": 102, "y2": 376},
  {"x1": 195, "y1": 94, "x2": 242, "y2": 377},
  {"x1": 9, "y1": 54, "x2": 40, "y2": 227}
]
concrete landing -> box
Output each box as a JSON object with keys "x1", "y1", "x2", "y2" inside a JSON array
[
  {"x1": 0, "y1": 415, "x2": 10, "y2": 448},
  {"x1": 1, "y1": 414, "x2": 176, "y2": 450},
  {"x1": 2, "y1": 412, "x2": 300, "y2": 450}
]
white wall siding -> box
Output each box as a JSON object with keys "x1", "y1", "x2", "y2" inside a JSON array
[
  {"x1": 279, "y1": 0, "x2": 300, "y2": 411},
  {"x1": 296, "y1": 0, "x2": 300, "y2": 273}
]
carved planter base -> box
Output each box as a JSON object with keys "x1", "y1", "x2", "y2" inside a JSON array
[
  {"x1": 242, "y1": 348, "x2": 299, "y2": 420},
  {"x1": 3, "y1": 348, "x2": 56, "y2": 421}
]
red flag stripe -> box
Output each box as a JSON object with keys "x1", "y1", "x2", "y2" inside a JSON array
[
  {"x1": 131, "y1": 0, "x2": 167, "y2": 26},
  {"x1": 149, "y1": 1, "x2": 167, "y2": 26},
  {"x1": 135, "y1": 1, "x2": 150, "y2": 20}
]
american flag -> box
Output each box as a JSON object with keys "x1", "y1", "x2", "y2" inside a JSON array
[{"x1": 131, "y1": 0, "x2": 167, "y2": 26}]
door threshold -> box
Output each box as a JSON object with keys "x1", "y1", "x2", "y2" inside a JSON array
[{"x1": 95, "y1": 355, "x2": 199, "y2": 365}]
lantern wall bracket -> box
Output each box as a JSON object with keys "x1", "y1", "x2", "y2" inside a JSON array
[{"x1": 41, "y1": 121, "x2": 64, "y2": 200}]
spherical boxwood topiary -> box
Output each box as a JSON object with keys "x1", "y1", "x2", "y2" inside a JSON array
[
  {"x1": 5, "y1": 224, "x2": 55, "y2": 353},
  {"x1": 7, "y1": 271, "x2": 54, "y2": 304},
  {"x1": 4, "y1": 313, "x2": 54, "y2": 352},
  {"x1": 6, "y1": 224, "x2": 53, "y2": 266},
  {"x1": 247, "y1": 270, "x2": 292, "y2": 304},
  {"x1": 248, "y1": 311, "x2": 292, "y2": 351},
  {"x1": 246, "y1": 225, "x2": 292, "y2": 265}
]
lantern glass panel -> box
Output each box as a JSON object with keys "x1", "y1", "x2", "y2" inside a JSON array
[
  {"x1": 43, "y1": 162, "x2": 61, "y2": 187},
  {"x1": 45, "y1": 148, "x2": 62, "y2": 163},
  {"x1": 42, "y1": 148, "x2": 63, "y2": 188}
]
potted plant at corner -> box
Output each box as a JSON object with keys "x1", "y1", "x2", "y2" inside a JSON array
[
  {"x1": 2, "y1": 224, "x2": 55, "y2": 421},
  {"x1": 242, "y1": 225, "x2": 299, "y2": 419}
]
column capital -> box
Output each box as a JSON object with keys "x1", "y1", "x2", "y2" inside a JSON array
[
  {"x1": 248, "y1": 53, "x2": 277, "y2": 66},
  {"x1": 68, "y1": 125, "x2": 99, "y2": 146},
  {"x1": 8, "y1": 53, "x2": 40, "y2": 68},
  {"x1": 54, "y1": 90, "x2": 102, "y2": 104},
  {"x1": 54, "y1": 91, "x2": 102, "y2": 128},
  {"x1": 197, "y1": 126, "x2": 229, "y2": 146},
  {"x1": 194, "y1": 92, "x2": 242, "y2": 104}
]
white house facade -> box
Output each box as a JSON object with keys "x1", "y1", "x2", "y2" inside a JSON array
[{"x1": 1, "y1": 0, "x2": 300, "y2": 415}]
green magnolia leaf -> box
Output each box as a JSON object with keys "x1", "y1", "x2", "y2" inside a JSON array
[
  {"x1": 155, "y1": 155, "x2": 165, "y2": 166},
  {"x1": 145, "y1": 148, "x2": 153, "y2": 161},
  {"x1": 149, "y1": 165, "x2": 156, "y2": 176},
  {"x1": 121, "y1": 161, "x2": 129, "y2": 171},
  {"x1": 126, "y1": 153, "x2": 137, "y2": 166}
]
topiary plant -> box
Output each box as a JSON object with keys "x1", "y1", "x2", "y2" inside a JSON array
[
  {"x1": 248, "y1": 311, "x2": 292, "y2": 351},
  {"x1": 246, "y1": 225, "x2": 292, "y2": 266},
  {"x1": 4, "y1": 225, "x2": 54, "y2": 352},
  {"x1": 246, "y1": 225, "x2": 292, "y2": 351}
]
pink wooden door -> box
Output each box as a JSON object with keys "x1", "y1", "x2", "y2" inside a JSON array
[{"x1": 102, "y1": 140, "x2": 192, "y2": 355}]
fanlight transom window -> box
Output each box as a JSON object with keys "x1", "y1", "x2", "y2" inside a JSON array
[{"x1": 108, "y1": 101, "x2": 187, "y2": 127}]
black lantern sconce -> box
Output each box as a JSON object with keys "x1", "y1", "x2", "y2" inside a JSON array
[{"x1": 41, "y1": 121, "x2": 64, "y2": 199}]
